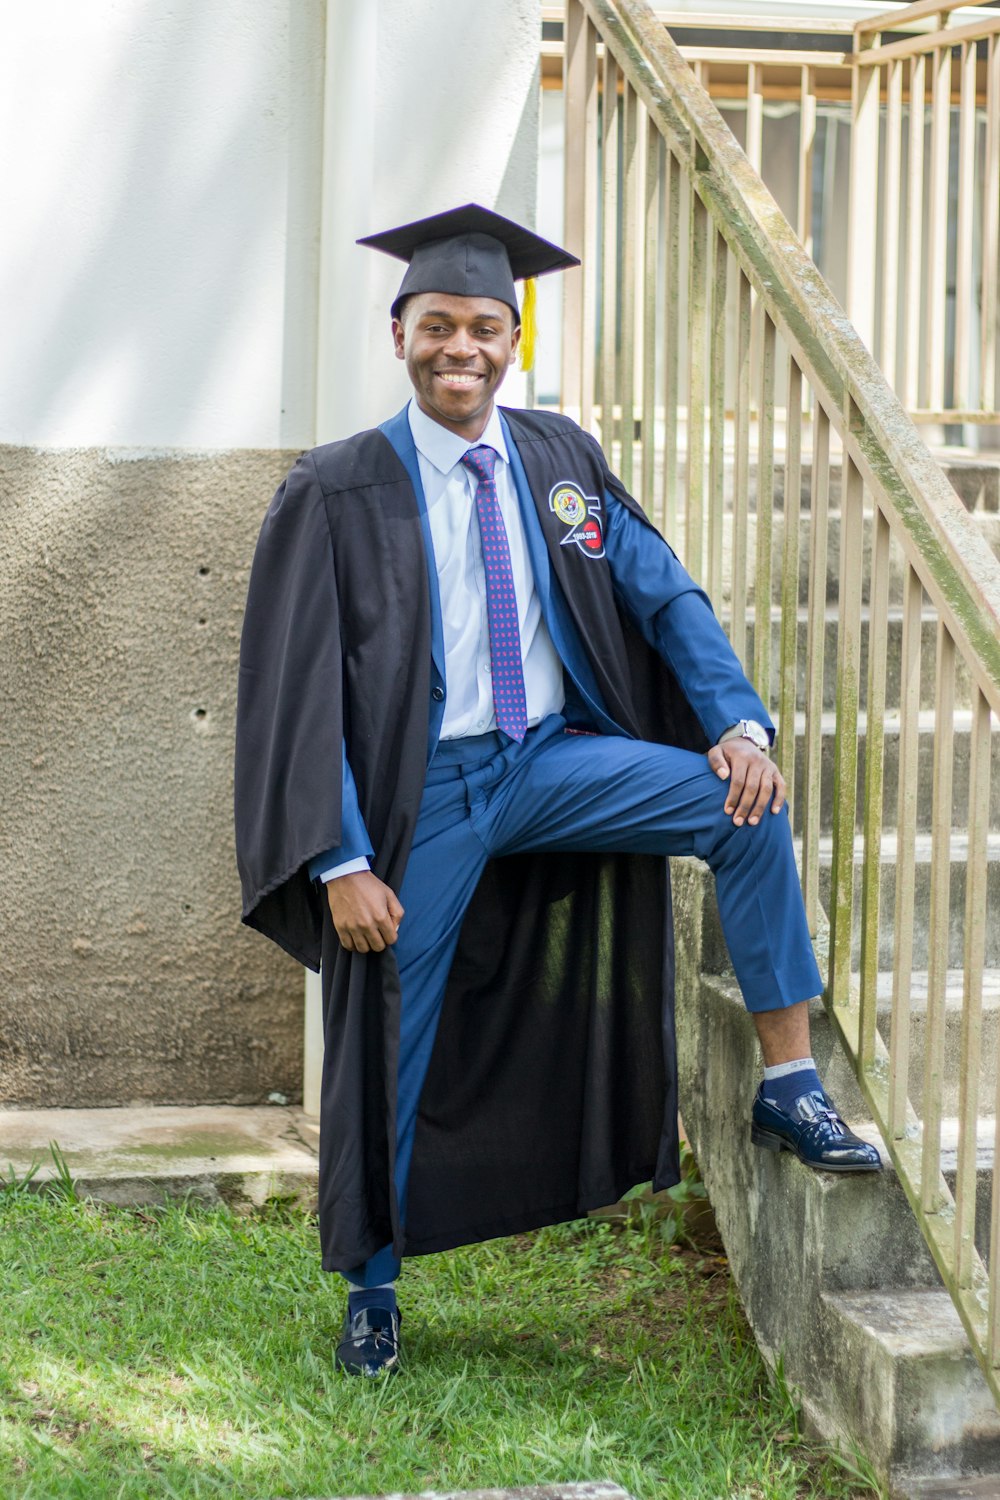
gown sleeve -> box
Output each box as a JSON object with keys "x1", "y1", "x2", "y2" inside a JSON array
[{"x1": 234, "y1": 451, "x2": 347, "y2": 969}]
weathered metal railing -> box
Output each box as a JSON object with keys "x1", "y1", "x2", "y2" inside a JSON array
[
  {"x1": 850, "y1": 0, "x2": 1000, "y2": 424},
  {"x1": 548, "y1": 2, "x2": 1000, "y2": 431},
  {"x1": 562, "y1": 0, "x2": 1000, "y2": 1401}
]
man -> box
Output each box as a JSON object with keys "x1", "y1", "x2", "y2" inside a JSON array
[{"x1": 235, "y1": 203, "x2": 880, "y2": 1380}]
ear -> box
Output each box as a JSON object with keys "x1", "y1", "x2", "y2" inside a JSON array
[
  {"x1": 508, "y1": 321, "x2": 521, "y2": 366},
  {"x1": 392, "y1": 317, "x2": 406, "y2": 361}
]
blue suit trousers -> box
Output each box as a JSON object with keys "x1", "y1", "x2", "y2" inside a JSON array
[{"x1": 343, "y1": 714, "x2": 822, "y2": 1286}]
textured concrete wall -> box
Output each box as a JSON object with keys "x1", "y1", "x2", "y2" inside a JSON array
[{"x1": 0, "y1": 445, "x2": 303, "y2": 1106}]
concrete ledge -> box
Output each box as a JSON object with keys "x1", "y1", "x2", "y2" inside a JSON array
[{"x1": 0, "y1": 1104, "x2": 319, "y2": 1208}]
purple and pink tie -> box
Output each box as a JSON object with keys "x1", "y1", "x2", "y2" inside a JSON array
[{"x1": 461, "y1": 444, "x2": 528, "y2": 743}]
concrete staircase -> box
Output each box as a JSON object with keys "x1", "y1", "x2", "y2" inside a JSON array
[{"x1": 672, "y1": 454, "x2": 1000, "y2": 1498}]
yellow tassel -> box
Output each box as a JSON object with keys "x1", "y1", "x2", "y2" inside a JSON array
[{"x1": 518, "y1": 277, "x2": 537, "y2": 372}]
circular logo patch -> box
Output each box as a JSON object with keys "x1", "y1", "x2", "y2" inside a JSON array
[{"x1": 550, "y1": 484, "x2": 587, "y2": 527}]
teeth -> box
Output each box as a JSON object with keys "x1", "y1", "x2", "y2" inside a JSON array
[{"x1": 438, "y1": 372, "x2": 480, "y2": 384}]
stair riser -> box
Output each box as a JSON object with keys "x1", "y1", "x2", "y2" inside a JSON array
[
  {"x1": 817, "y1": 858, "x2": 1000, "y2": 971},
  {"x1": 660, "y1": 457, "x2": 1000, "y2": 521},
  {"x1": 787, "y1": 723, "x2": 1000, "y2": 836},
  {"x1": 702, "y1": 508, "x2": 1000, "y2": 609},
  {"x1": 875, "y1": 1009, "x2": 1000, "y2": 1123},
  {"x1": 739, "y1": 613, "x2": 977, "y2": 716}
]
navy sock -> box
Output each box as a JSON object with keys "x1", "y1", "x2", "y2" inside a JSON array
[
  {"x1": 761, "y1": 1058, "x2": 823, "y2": 1110},
  {"x1": 348, "y1": 1284, "x2": 397, "y2": 1318}
]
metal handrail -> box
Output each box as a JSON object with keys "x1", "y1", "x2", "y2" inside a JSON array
[{"x1": 562, "y1": 0, "x2": 1000, "y2": 1402}]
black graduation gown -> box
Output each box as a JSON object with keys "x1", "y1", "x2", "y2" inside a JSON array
[{"x1": 235, "y1": 408, "x2": 708, "y2": 1272}]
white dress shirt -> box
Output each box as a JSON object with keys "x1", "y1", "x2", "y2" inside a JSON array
[{"x1": 410, "y1": 398, "x2": 564, "y2": 739}]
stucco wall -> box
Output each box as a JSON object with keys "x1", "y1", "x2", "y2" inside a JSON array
[
  {"x1": 0, "y1": 0, "x2": 325, "y2": 450},
  {"x1": 0, "y1": 445, "x2": 302, "y2": 1105},
  {"x1": 316, "y1": 0, "x2": 540, "y2": 439}
]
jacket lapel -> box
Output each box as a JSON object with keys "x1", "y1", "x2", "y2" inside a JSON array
[
  {"x1": 379, "y1": 407, "x2": 447, "y2": 755},
  {"x1": 501, "y1": 413, "x2": 620, "y2": 735}
]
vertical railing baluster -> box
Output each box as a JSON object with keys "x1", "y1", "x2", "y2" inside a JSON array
[
  {"x1": 600, "y1": 47, "x2": 620, "y2": 461},
  {"x1": 754, "y1": 314, "x2": 776, "y2": 703},
  {"x1": 731, "y1": 271, "x2": 752, "y2": 667},
  {"x1": 889, "y1": 564, "x2": 922, "y2": 1140},
  {"x1": 620, "y1": 81, "x2": 639, "y2": 493},
  {"x1": 778, "y1": 358, "x2": 803, "y2": 809},
  {"x1": 746, "y1": 61, "x2": 763, "y2": 175},
  {"x1": 641, "y1": 116, "x2": 660, "y2": 519},
  {"x1": 921, "y1": 621, "x2": 955, "y2": 1215},
  {"x1": 797, "y1": 65, "x2": 816, "y2": 257},
  {"x1": 903, "y1": 53, "x2": 926, "y2": 412},
  {"x1": 561, "y1": 1, "x2": 598, "y2": 426},
  {"x1": 848, "y1": 54, "x2": 880, "y2": 354},
  {"x1": 954, "y1": 40, "x2": 977, "y2": 412},
  {"x1": 860, "y1": 505, "x2": 890, "y2": 1068},
  {"x1": 982, "y1": 36, "x2": 1000, "y2": 414},
  {"x1": 663, "y1": 150, "x2": 681, "y2": 545},
  {"x1": 687, "y1": 185, "x2": 709, "y2": 582},
  {"x1": 829, "y1": 444, "x2": 865, "y2": 1010},
  {"x1": 928, "y1": 44, "x2": 951, "y2": 416},
  {"x1": 881, "y1": 57, "x2": 903, "y2": 387},
  {"x1": 802, "y1": 405, "x2": 830, "y2": 933},
  {"x1": 956, "y1": 687, "x2": 990, "y2": 1288},
  {"x1": 708, "y1": 230, "x2": 727, "y2": 613}
]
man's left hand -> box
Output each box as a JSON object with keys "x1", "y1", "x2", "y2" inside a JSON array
[{"x1": 706, "y1": 739, "x2": 786, "y2": 826}]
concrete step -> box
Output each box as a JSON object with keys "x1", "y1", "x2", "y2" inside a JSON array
[
  {"x1": 815, "y1": 831, "x2": 1000, "y2": 972},
  {"x1": 900, "y1": 1474, "x2": 1000, "y2": 1497},
  {"x1": 670, "y1": 858, "x2": 1000, "y2": 1491},
  {"x1": 869, "y1": 971, "x2": 1000, "y2": 1128},
  {"x1": 821, "y1": 1288, "x2": 1000, "y2": 1490},
  {"x1": 784, "y1": 709, "x2": 1000, "y2": 837}
]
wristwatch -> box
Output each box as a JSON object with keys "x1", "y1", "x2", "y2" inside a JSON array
[{"x1": 719, "y1": 718, "x2": 770, "y2": 752}]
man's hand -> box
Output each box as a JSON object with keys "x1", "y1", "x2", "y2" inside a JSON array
[
  {"x1": 706, "y1": 738, "x2": 786, "y2": 827},
  {"x1": 326, "y1": 871, "x2": 404, "y2": 953}
]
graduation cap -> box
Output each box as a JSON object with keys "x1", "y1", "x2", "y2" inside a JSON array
[{"x1": 357, "y1": 203, "x2": 579, "y2": 372}]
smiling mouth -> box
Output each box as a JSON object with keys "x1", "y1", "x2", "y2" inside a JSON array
[{"x1": 436, "y1": 371, "x2": 483, "y2": 385}]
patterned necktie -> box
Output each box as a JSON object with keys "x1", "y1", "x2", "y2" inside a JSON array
[{"x1": 460, "y1": 444, "x2": 528, "y2": 743}]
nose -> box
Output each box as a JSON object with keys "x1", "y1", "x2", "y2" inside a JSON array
[{"x1": 441, "y1": 325, "x2": 477, "y2": 361}]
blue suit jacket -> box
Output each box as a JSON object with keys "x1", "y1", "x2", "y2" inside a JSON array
[{"x1": 311, "y1": 405, "x2": 771, "y2": 876}]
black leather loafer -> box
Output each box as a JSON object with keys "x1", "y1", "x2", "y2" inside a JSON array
[
  {"x1": 751, "y1": 1085, "x2": 882, "y2": 1172},
  {"x1": 334, "y1": 1304, "x2": 401, "y2": 1377}
]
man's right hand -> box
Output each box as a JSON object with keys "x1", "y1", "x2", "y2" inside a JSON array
[{"x1": 326, "y1": 871, "x2": 404, "y2": 953}]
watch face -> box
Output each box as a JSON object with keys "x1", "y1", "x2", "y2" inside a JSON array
[{"x1": 743, "y1": 719, "x2": 769, "y2": 750}]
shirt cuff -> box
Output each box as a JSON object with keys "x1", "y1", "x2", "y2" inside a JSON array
[{"x1": 316, "y1": 855, "x2": 371, "y2": 883}]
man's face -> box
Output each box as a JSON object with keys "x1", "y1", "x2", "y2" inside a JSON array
[{"x1": 393, "y1": 292, "x2": 520, "y2": 440}]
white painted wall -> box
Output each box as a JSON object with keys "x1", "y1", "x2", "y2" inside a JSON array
[
  {"x1": 315, "y1": 0, "x2": 541, "y2": 441},
  {"x1": 0, "y1": 0, "x2": 325, "y2": 449}
]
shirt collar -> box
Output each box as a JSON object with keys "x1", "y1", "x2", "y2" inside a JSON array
[{"x1": 407, "y1": 398, "x2": 509, "y2": 476}]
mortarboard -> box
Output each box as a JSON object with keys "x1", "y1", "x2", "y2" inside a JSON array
[{"x1": 357, "y1": 203, "x2": 579, "y2": 371}]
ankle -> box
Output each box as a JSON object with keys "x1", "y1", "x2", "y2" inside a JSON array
[{"x1": 760, "y1": 1057, "x2": 822, "y2": 1110}]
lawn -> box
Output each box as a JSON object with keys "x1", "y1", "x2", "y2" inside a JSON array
[{"x1": 0, "y1": 1180, "x2": 882, "y2": 1500}]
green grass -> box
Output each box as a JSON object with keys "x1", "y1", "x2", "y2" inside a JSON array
[{"x1": 0, "y1": 1182, "x2": 883, "y2": 1500}]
